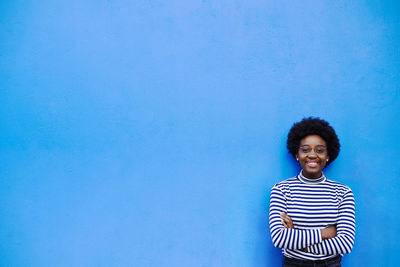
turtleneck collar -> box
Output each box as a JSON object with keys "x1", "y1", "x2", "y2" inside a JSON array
[{"x1": 297, "y1": 170, "x2": 326, "y2": 184}]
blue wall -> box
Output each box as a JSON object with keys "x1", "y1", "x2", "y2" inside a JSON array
[{"x1": 1, "y1": 1, "x2": 399, "y2": 266}]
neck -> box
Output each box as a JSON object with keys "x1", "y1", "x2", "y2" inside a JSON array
[
  {"x1": 298, "y1": 171, "x2": 326, "y2": 184},
  {"x1": 301, "y1": 170, "x2": 323, "y2": 179}
]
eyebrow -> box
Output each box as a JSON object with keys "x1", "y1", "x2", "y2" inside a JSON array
[{"x1": 300, "y1": 145, "x2": 327, "y2": 147}]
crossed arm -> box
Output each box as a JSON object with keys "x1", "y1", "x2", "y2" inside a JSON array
[
  {"x1": 269, "y1": 186, "x2": 356, "y2": 255},
  {"x1": 281, "y1": 213, "x2": 337, "y2": 240},
  {"x1": 280, "y1": 213, "x2": 337, "y2": 252}
]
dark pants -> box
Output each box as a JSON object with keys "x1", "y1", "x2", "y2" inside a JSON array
[{"x1": 283, "y1": 255, "x2": 341, "y2": 267}]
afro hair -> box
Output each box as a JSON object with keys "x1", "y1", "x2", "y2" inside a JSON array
[{"x1": 286, "y1": 117, "x2": 340, "y2": 166}]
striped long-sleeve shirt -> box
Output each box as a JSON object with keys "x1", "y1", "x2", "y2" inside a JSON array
[{"x1": 269, "y1": 171, "x2": 356, "y2": 260}]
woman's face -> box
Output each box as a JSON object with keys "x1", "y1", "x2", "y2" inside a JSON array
[{"x1": 297, "y1": 134, "x2": 329, "y2": 179}]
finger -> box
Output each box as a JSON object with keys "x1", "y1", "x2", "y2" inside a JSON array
[
  {"x1": 282, "y1": 216, "x2": 291, "y2": 224},
  {"x1": 280, "y1": 213, "x2": 289, "y2": 220},
  {"x1": 284, "y1": 215, "x2": 293, "y2": 224}
]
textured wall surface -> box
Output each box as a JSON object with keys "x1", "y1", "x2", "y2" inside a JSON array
[{"x1": 1, "y1": 1, "x2": 399, "y2": 266}]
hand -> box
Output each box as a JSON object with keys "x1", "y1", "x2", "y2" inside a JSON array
[
  {"x1": 321, "y1": 225, "x2": 337, "y2": 239},
  {"x1": 280, "y1": 213, "x2": 309, "y2": 252},
  {"x1": 280, "y1": 212, "x2": 294, "y2": 229}
]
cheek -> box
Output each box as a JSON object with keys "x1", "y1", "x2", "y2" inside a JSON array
[{"x1": 298, "y1": 157, "x2": 307, "y2": 165}]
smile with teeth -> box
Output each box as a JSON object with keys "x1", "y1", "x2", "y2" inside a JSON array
[{"x1": 306, "y1": 162, "x2": 319, "y2": 167}]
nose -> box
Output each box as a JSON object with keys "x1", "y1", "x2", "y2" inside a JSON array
[{"x1": 308, "y1": 149, "x2": 317, "y2": 158}]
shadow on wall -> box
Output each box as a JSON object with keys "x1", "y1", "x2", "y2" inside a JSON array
[
  {"x1": 265, "y1": 153, "x2": 298, "y2": 266},
  {"x1": 282, "y1": 152, "x2": 302, "y2": 180},
  {"x1": 267, "y1": 242, "x2": 283, "y2": 266}
]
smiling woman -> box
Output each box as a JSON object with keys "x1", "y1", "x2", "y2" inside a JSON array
[
  {"x1": 269, "y1": 118, "x2": 356, "y2": 267},
  {"x1": 297, "y1": 135, "x2": 329, "y2": 179}
]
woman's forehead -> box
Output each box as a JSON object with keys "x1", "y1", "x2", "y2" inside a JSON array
[{"x1": 300, "y1": 135, "x2": 327, "y2": 145}]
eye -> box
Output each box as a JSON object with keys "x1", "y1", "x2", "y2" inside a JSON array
[
  {"x1": 301, "y1": 147, "x2": 310, "y2": 153},
  {"x1": 316, "y1": 148, "x2": 326, "y2": 154}
]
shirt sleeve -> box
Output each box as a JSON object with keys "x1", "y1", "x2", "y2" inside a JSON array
[
  {"x1": 269, "y1": 185, "x2": 323, "y2": 249},
  {"x1": 306, "y1": 189, "x2": 356, "y2": 255}
]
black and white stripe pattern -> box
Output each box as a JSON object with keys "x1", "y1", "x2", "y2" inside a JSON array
[{"x1": 269, "y1": 171, "x2": 356, "y2": 260}]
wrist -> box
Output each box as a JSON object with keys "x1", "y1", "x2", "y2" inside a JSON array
[{"x1": 321, "y1": 225, "x2": 336, "y2": 240}]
